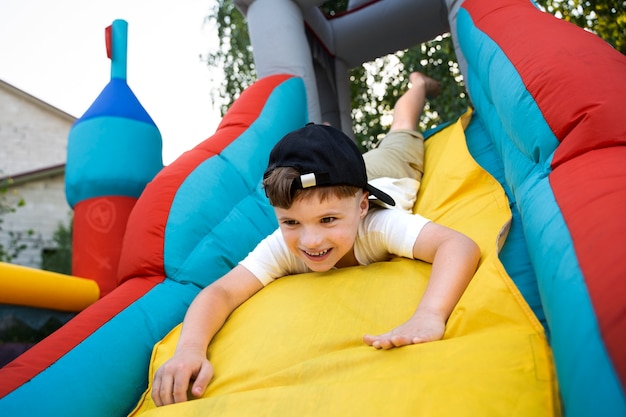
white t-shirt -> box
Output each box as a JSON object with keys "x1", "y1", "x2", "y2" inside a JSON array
[{"x1": 240, "y1": 208, "x2": 431, "y2": 286}]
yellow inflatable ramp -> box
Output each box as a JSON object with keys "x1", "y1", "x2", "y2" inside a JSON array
[{"x1": 130, "y1": 112, "x2": 560, "y2": 416}]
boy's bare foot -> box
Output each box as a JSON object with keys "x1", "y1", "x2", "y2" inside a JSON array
[{"x1": 409, "y1": 72, "x2": 441, "y2": 99}]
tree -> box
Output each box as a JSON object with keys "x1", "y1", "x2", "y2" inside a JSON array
[
  {"x1": 0, "y1": 181, "x2": 33, "y2": 263},
  {"x1": 41, "y1": 221, "x2": 72, "y2": 275},
  {"x1": 203, "y1": 0, "x2": 623, "y2": 148},
  {"x1": 348, "y1": 36, "x2": 469, "y2": 149},
  {"x1": 203, "y1": 0, "x2": 255, "y2": 116},
  {"x1": 538, "y1": 0, "x2": 625, "y2": 54}
]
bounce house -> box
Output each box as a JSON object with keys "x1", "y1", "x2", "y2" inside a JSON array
[{"x1": 1, "y1": 0, "x2": 625, "y2": 416}]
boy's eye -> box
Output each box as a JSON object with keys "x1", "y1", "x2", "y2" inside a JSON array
[
  {"x1": 283, "y1": 219, "x2": 298, "y2": 226},
  {"x1": 321, "y1": 217, "x2": 336, "y2": 224}
]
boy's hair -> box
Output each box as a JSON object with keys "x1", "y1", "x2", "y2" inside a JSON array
[{"x1": 264, "y1": 166, "x2": 361, "y2": 209}]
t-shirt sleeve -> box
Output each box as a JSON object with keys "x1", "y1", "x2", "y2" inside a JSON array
[
  {"x1": 356, "y1": 208, "x2": 431, "y2": 264},
  {"x1": 239, "y1": 228, "x2": 309, "y2": 286}
]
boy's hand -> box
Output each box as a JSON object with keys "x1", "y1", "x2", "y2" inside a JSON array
[
  {"x1": 363, "y1": 312, "x2": 445, "y2": 349},
  {"x1": 151, "y1": 350, "x2": 214, "y2": 407}
]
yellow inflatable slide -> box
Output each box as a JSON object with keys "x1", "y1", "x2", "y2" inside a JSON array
[{"x1": 130, "y1": 112, "x2": 560, "y2": 416}]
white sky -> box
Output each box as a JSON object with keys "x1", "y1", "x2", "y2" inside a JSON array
[{"x1": 0, "y1": 0, "x2": 223, "y2": 165}]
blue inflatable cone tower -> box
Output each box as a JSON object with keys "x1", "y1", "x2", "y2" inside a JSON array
[{"x1": 65, "y1": 20, "x2": 163, "y2": 297}]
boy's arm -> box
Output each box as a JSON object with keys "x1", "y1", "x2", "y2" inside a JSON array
[
  {"x1": 152, "y1": 265, "x2": 264, "y2": 406},
  {"x1": 363, "y1": 222, "x2": 480, "y2": 349}
]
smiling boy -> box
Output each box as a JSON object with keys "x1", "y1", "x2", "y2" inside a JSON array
[{"x1": 151, "y1": 74, "x2": 480, "y2": 407}]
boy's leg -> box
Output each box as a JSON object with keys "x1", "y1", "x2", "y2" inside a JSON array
[
  {"x1": 364, "y1": 72, "x2": 440, "y2": 182},
  {"x1": 363, "y1": 130, "x2": 425, "y2": 181},
  {"x1": 389, "y1": 72, "x2": 440, "y2": 132}
]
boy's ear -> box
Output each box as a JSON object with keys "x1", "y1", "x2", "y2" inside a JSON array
[{"x1": 359, "y1": 191, "x2": 369, "y2": 218}]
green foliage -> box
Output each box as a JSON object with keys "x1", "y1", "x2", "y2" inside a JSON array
[
  {"x1": 537, "y1": 0, "x2": 625, "y2": 54},
  {"x1": 204, "y1": 0, "x2": 256, "y2": 116},
  {"x1": 1, "y1": 179, "x2": 71, "y2": 269},
  {"x1": 41, "y1": 221, "x2": 72, "y2": 275},
  {"x1": 349, "y1": 35, "x2": 470, "y2": 150},
  {"x1": 203, "y1": 0, "x2": 622, "y2": 149},
  {"x1": 0, "y1": 181, "x2": 32, "y2": 263},
  {"x1": 319, "y1": 0, "x2": 348, "y2": 15}
]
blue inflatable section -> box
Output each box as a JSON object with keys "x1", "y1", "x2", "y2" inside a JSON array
[
  {"x1": 66, "y1": 117, "x2": 163, "y2": 205},
  {"x1": 164, "y1": 79, "x2": 307, "y2": 288},
  {"x1": 79, "y1": 78, "x2": 156, "y2": 125},
  {"x1": 462, "y1": 112, "x2": 546, "y2": 331}
]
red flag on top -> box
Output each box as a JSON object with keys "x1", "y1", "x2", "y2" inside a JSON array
[{"x1": 105, "y1": 25, "x2": 112, "y2": 59}]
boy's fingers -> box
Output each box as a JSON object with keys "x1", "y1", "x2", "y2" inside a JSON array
[
  {"x1": 372, "y1": 337, "x2": 394, "y2": 350},
  {"x1": 362, "y1": 334, "x2": 376, "y2": 345},
  {"x1": 390, "y1": 335, "x2": 414, "y2": 347},
  {"x1": 365, "y1": 330, "x2": 438, "y2": 350},
  {"x1": 172, "y1": 373, "x2": 191, "y2": 404},
  {"x1": 191, "y1": 362, "x2": 214, "y2": 398},
  {"x1": 363, "y1": 334, "x2": 385, "y2": 349},
  {"x1": 151, "y1": 373, "x2": 163, "y2": 406},
  {"x1": 157, "y1": 372, "x2": 176, "y2": 406},
  {"x1": 365, "y1": 333, "x2": 417, "y2": 349}
]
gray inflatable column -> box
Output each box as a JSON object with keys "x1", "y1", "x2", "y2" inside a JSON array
[
  {"x1": 444, "y1": 0, "x2": 469, "y2": 95},
  {"x1": 246, "y1": 0, "x2": 321, "y2": 123}
]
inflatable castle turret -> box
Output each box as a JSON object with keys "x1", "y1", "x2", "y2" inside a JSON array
[{"x1": 65, "y1": 20, "x2": 163, "y2": 297}]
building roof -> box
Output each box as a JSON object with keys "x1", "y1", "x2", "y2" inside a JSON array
[
  {"x1": 0, "y1": 79, "x2": 77, "y2": 123},
  {"x1": 0, "y1": 163, "x2": 65, "y2": 188}
]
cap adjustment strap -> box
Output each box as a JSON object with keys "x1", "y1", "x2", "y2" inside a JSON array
[
  {"x1": 291, "y1": 172, "x2": 332, "y2": 196},
  {"x1": 300, "y1": 173, "x2": 317, "y2": 188}
]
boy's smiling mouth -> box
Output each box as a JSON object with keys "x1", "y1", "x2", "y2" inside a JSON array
[{"x1": 303, "y1": 248, "x2": 331, "y2": 258}]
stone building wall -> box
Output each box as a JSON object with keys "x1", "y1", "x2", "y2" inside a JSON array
[{"x1": 0, "y1": 80, "x2": 75, "y2": 268}]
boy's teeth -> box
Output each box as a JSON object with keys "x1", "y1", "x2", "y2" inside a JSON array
[{"x1": 306, "y1": 249, "x2": 329, "y2": 256}]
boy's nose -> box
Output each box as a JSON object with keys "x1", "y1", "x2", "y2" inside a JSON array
[{"x1": 300, "y1": 226, "x2": 324, "y2": 248}]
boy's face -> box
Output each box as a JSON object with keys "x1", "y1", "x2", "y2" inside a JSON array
[{"x1": 274, "y1": 190, "x2": 369, "y2": 272}]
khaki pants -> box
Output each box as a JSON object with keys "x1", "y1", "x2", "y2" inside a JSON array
[{"x1": 363, "y1": 129, "x2": 424, "y2": 182}]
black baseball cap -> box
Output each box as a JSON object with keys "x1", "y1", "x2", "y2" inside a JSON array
[{"x1": 265, "y1": 123, "x2": 395, "y2": 206}]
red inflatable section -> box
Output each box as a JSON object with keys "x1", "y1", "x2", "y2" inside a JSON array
[
  {"x1": 464, "y1": 0, "x2": 626, "y2": 389},
  {"x1": 73, "y1": 196, "x2": 137, "y2": 296}
]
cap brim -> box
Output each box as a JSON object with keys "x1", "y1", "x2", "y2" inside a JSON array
[{"x1": 366, "y1": 184, "x2": 396, "y2": 206}]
